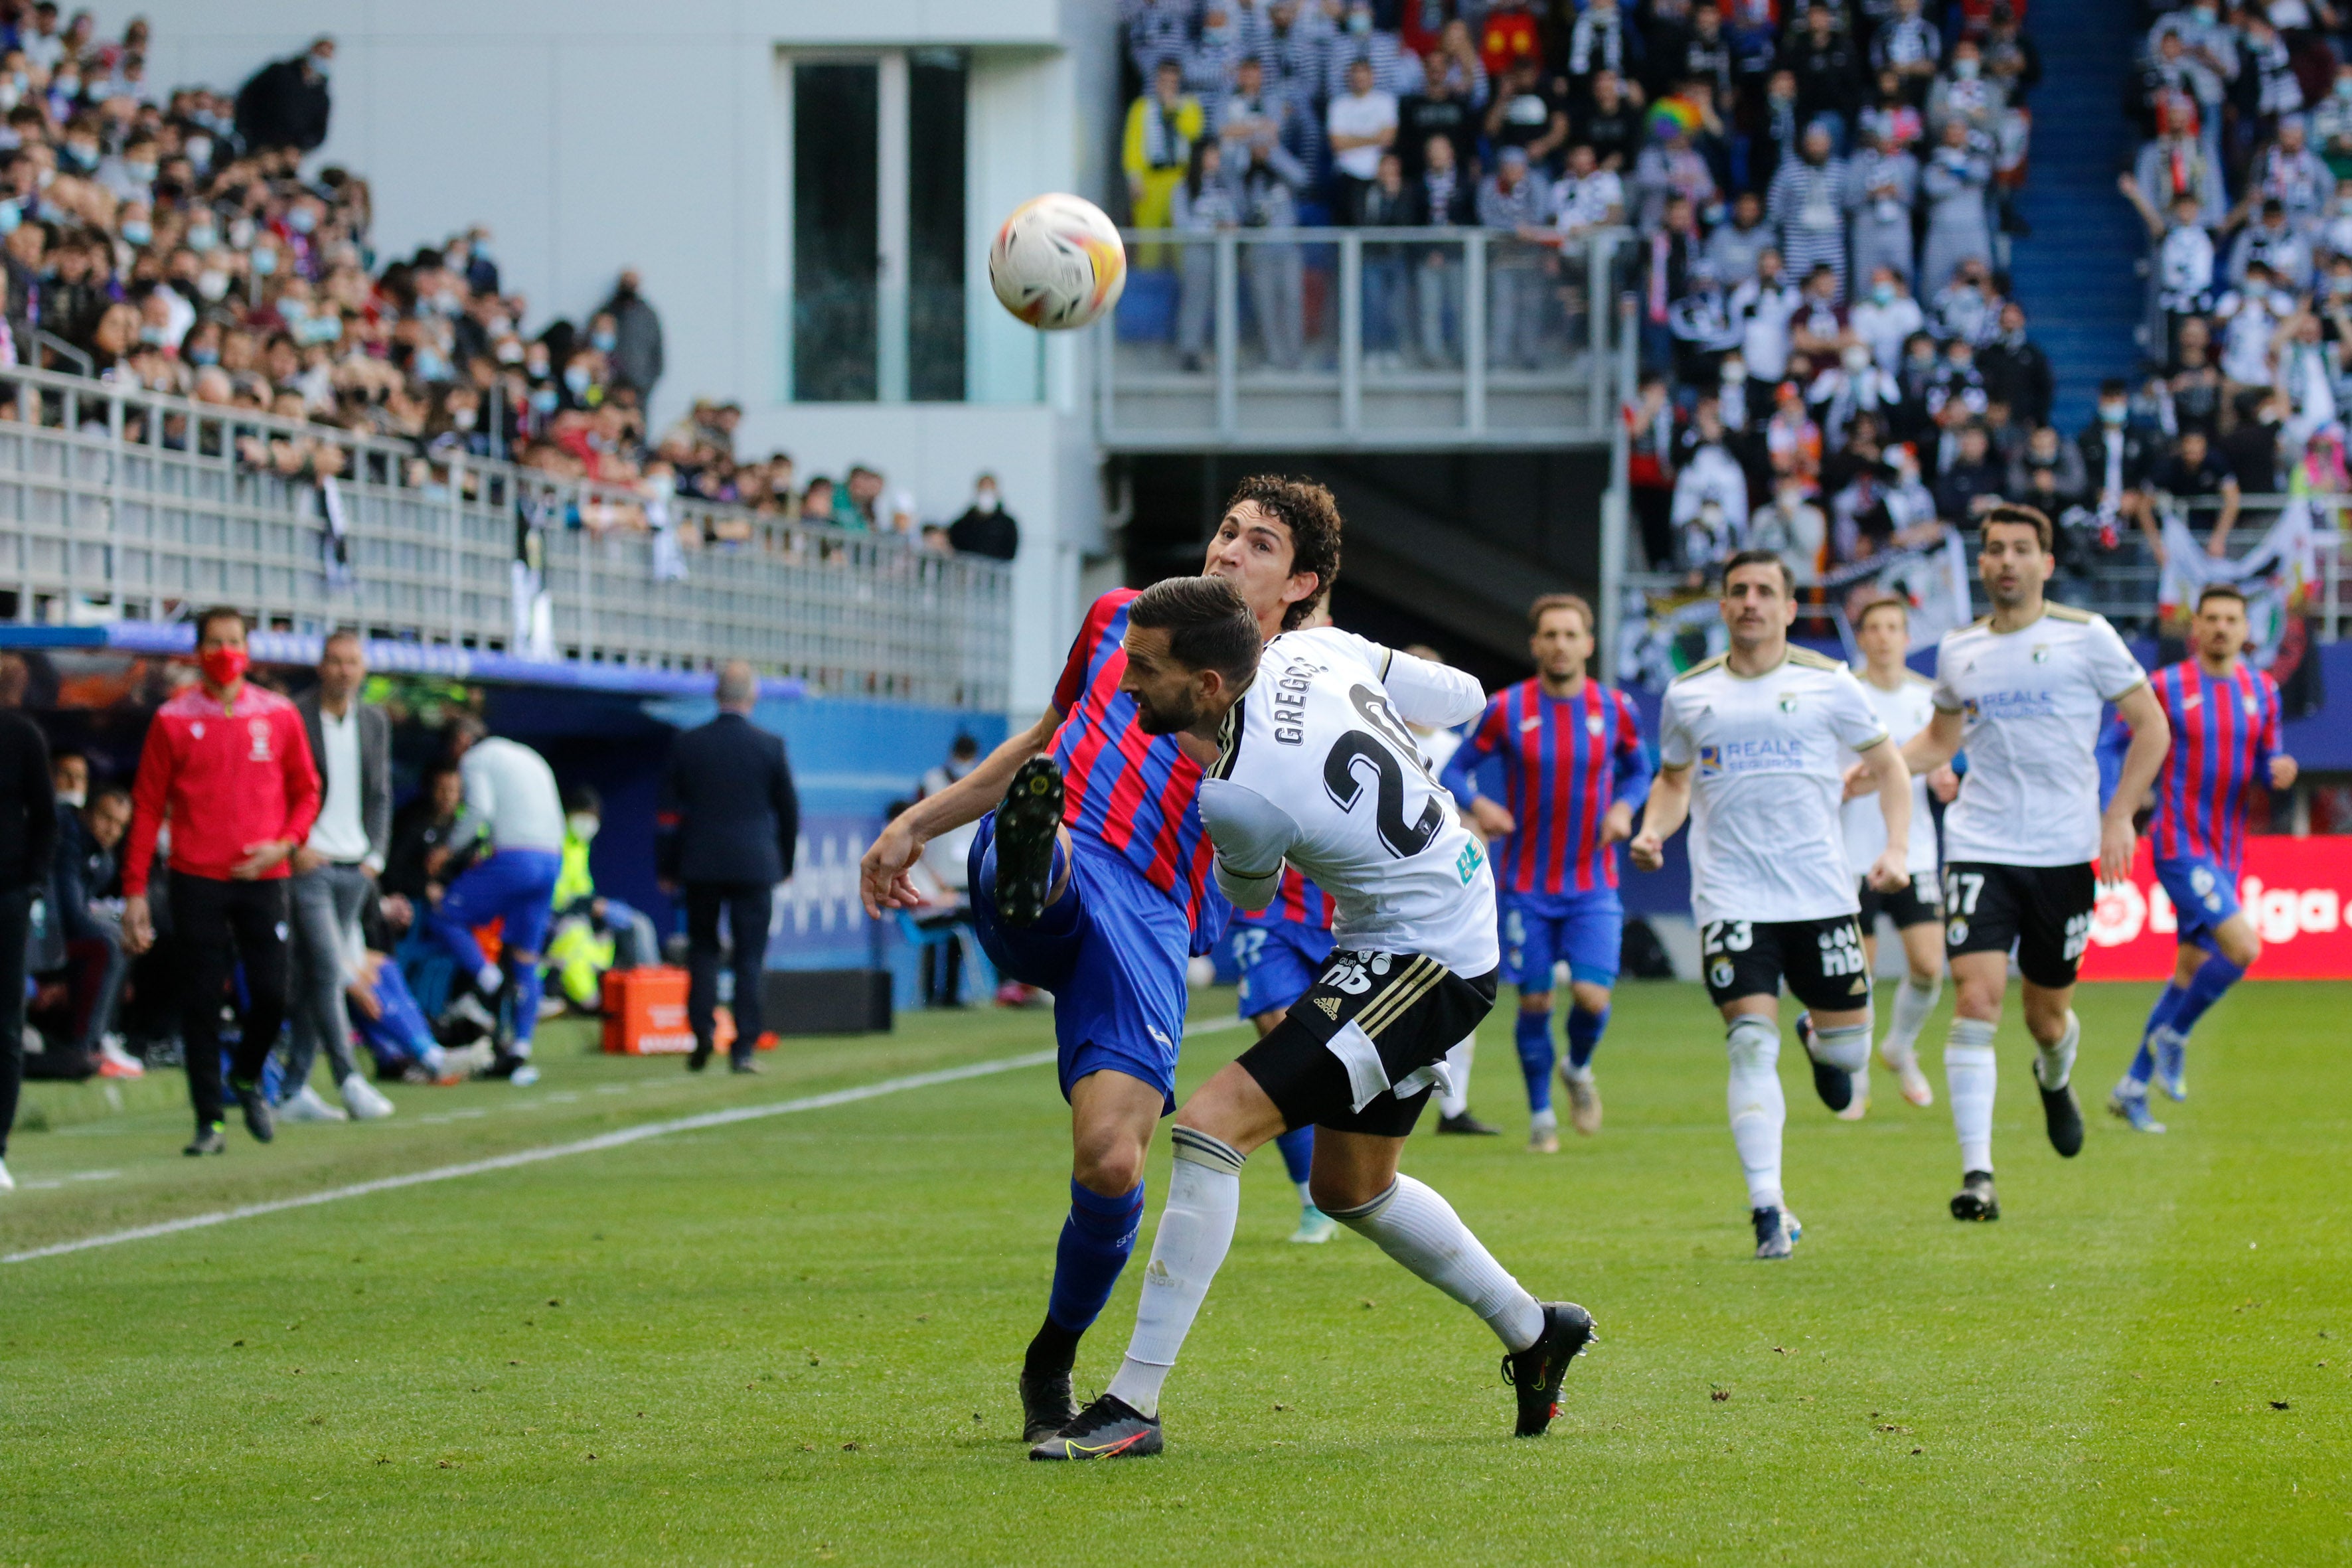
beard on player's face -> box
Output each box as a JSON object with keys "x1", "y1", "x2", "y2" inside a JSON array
[{"x1": 1133, "y1": 681, "x2": 1204, "y2": 735}]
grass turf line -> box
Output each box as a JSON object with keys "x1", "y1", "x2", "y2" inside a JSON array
[{"x1": 1, "y1": 982, "x2": 2345, "y2": 1565}]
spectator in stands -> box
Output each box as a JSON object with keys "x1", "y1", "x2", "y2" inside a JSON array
[
  {"x1": 1553, "y1": 140, "x2": 1626, "y2": 244},
  {"x1": 1846, "y1": 118, "x2": 1918, "y2": 286},
  {"x1": 2008, "y1": 421, "x2": 2087, "y2": 510},
  {"x1": 2216, "y1": 260, "x2": 2292, "y2": 404},
  {"x1": 595, "y1": 270, "x2": 663, "y2": 400},
  {"x1": 1397, "y1": 48, "x2": 1478, "y2": 177},
  {"x1": 1980, "y1": 5, "x2": 2040, "y2": 104},
  {"x1": 1170, "y1": 140, "x2": 1238, "y2": 374},
  {"x1": 0, "y1": 685, "x2": 52, "y2": 1190},
  {"x1": 659, "y1": 661, "x2": 797, "y2": 1075},
  {"x1": 1768, "y1": 121, "x2": 1848, "y2": 297},
  {"x1": 1354, "y1": 152, "x2": 1417, "y2": 362},
  {"x1": 1323, "y1": 0, "x2": 1419, "y2": 100},
  {"x1": 1411, "y1": 132, "x2": 1476, "y2": 364},
  {"x1": 1730, "y1": 246, "x2": 1800, "y2": 382},
  {"x1": 1328, "y1": 55, "x2": 1399, "y2": 224},
  {"x1": 1486, "y1": 56, "x2": 1571, "y2": 173},
  {"x1": 1218, "y1": 56, "x2": 1310, "y2": 194},
  {"x1": 1850, "y1": 264, "x2": 1924, "y2": 374},
  {"x1": 1749, "y1": 472, "x2": 1827, "y2": 585},
  {"x1": 2123, "y1": 174, "x2": 2219, "y2": 358},
  {"x1": 1241, "y1": 155, "x2": 1308, "y2": 370},
  {"x1": 2080, "y1": 377, "x2": 2161, "y2": 529},
  {"x1": 1184, "y1": 3, "x2": 1249, "y2": 129},
  {"x1": 1932, "y1": 420, "x2": 2005, "y2": 519},
  {"x1": 122, "y1": 606, "x2": 319, "y2": 1154},
  {"x1": 234, "y1": 35, "x2": 334, "y2": 153},
  {"x1": 1980, "y1": 301, "x2": 2053, "y2": 428},
  {"x1": 1703, "y1": 189, "x2": 1770, "y2": 288},
  {"x1": 1871, "y1": 0, "x2": 1940, "y2": 104},
  {"x1": 2135, "y1": 92, "x2": 2227, "y2": 228},
  {"x1": 1924, "y1": 37, "x2": 2005, "y2": 147},
  {"x1": 1778, "y1": 4, "x2": 1859, "y2": 141},
  {"x1": 1124, "y1": 59, "x2": 1202, "y2": 234},
  {"x1": 1669, "y1": 393, "x2": 1747, "y2": 572},
  {"x1": 2167, "y1": 315, "x2": 2225, "y2": 437},
  {"x1": 1918, "y1": 119, "x2": 1994, "y2": 295},
  {"x1": 2150, "y1": 426, "x2": 2243, "y2": 552},
  {"x1": 1631, "y1": 113, "x2": 1718, "y2": 232},
  {"x1": 949, "y1": 473, "x2": 1020, "y2": 561},
  {"x1": 279, "y1": 630, "x2": 394, "y2": 1125},
  {"x1": 1480, "y1": 145, "x2": 1553, "y2": 369},
  {"x1": 1573, "y1": 67, "x2": 1643, "y2": 173}
]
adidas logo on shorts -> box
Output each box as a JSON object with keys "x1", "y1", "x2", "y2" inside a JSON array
[{"x1": 1314, "y1": 996, "x2": 1341, "y2": 1020}]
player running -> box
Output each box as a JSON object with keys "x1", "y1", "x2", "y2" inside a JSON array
[
  {"x1": 1035, "y1": 576, "x2": 1592, "y2": 1460},
  {"x1": 1229, "y1": 867, "x2": 1343, "y2": 1241},
  {"x1": 1814, "y1": 595, "x2": 1951, "y2": 1118},
  {"x1": 859, "y1": 477, "x2": 1337, "y2": 1445},
  {"x1": 2108, "y1": 584, "x2": 2296, "y2": 1132},
  {"x1": 1403, "y1": 644, "x2": 1498, "y2": 1139},
  {"x1": 1440, "y1": 595, "x2": 1651, "y2": 1149},
  {"x1": 1630, "y1": 552, "x2": 1914, "y2": 1260},
  {"x1": 1894, "y1": 505, "x2": 2169, "y2": 1220}
]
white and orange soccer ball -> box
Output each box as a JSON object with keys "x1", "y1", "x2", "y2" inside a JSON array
[{"x1": 987, "y1": 193, "x2": 1127, "y2": 331}]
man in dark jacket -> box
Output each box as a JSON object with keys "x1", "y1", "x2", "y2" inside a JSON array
[
  {"x1": 235, "y1": 37, "x2": 335, "y2": 154},
  {"x1": 1978, "y1": 302, "x2": 2055, "y2": 429},
  {"x1": 0, "y1": 686, "x2": 55, "y2": 1190},
  {"x1": 597, "y1": 270, "x2": 664, "y2": 400},
  {"x1": 658, "y1": 661, "x2": 798, "y2": 1073},
  {"x1": 948, "y1": 474, "x2": 1020, "y2": 561}
]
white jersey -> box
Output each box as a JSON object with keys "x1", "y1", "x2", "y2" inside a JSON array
[
  {"x1": 457, "y1": 736, "x2": 566, "y2": 854},
  {"x1": 1840, "y1": 670, "x2": 1940, "y2": 877},
  {"x1": 1199, "y1": 627, "x2": 1498, "y2": 976},
  {"x1": 1932, "y1": 606, "x2": 2148, "y2": 867},
  {"x1": 1658, "y1": 648, "x2": 1890, "y2": 926}
]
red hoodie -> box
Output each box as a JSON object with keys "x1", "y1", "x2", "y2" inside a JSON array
[{"x1": 123, "y1": 680, "x2": 321, "y2": 897}]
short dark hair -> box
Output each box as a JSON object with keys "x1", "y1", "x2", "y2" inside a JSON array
[
  {"x1": 323, "y1": 627, "x2": 362, "y2": 651},
  {"x1": 195, "y1": 604, "x2": 246, "y2": 643},
  {"x1": 88, "y1": 783, "x2": 130, "y2": 812},
  {"x1": 1222, "y1": 474, "x2": 1343, "y2": 631},
  {"x1": 1528, "y1": 592, "x2": 1594, "y2": 634},
  {"x1": 1128, "y1": 575, "x2": 1262, "y2": 690},
  {"x1": 950, "y1": 734, "x2": 980, "y2": 759},
  {"x1": 1855, "y1": 595, "x2": 1909, "y2": 628},
  {"x1": 562, "y1": 783, "x2": 602, "y2": 816},
  {"x1": 2195, "y1": 582, "x2": 2248, "y2": 611},
  {"x1": 1979, "y1": 503, "x2": 2053, "y2": 552},
  {"x1": 1722, "y1": 549, "x2": 1794, "y2": 593}
]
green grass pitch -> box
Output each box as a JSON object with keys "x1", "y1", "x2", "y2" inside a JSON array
[{"x1": 2, "y1": 980, "x2": 2346, "y2": 1566}]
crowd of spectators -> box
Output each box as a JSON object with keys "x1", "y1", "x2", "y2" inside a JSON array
[
  {"x1": 0, "y1": 7, "x2": 1020, "y2": 566},
  {"x1": 1119, "y1": 0, "x2": 2061, "y2": 589}
]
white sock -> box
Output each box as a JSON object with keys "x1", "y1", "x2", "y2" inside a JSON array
[
  {"x1": 1883, "y1": 975, "x2": 1939, "y2": 1070},
  {"x1": 2034, "y1": 1009, "x2": 2080, "y2": 1092},
  {"x1": 1946, "y1": 1017, "x2": 1999, "y2": 1173},
  {"x1": 1438, "y1": 1034, "x2": 1475, "y2": 1118},
  {"x1": 1294, "y1": 1180, "x2": 1315, "y2": 1210},
  {"x1": 1807, "y1": 1018, "x2": 1873, "y2": 1074},
  {"x1": 1329, "y1": 1174, "x2": 1543, "y2": 1350},
  {"x1": 476, "y1": 964, "x2": 503, "y2": 994},
  {"x1": 1106, "y1": 1128, "x2": 1243, "y2": 1419},
  {"x1": 1725, "y1": 1014, "x2": 1785, "y2": 1211},
  {"x1": 1529, "y1": 1106, "x2": 1559, "y2": 1132}
]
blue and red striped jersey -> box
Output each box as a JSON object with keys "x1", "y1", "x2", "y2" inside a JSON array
[
  {"x1": 1439, "y1": 678, "x2": 1652, "y2": 896},
  {"x1": 2149, "y1": 659, "x2": 2280, "y2": 873},
  {"x1": 1049, "y1": 588, "x2": 1226, "y2": 935},
  {"x1": 1234, "y1": 867, "x2": 1336, "y2": 930}
]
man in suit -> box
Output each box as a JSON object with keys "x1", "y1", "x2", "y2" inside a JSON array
[
  {"x1": 281, "y1": 629, "x2": 396, "y2": 1121},
  {"x1": 659, "y1": 661, "x2": 798, "y2": 1073}
]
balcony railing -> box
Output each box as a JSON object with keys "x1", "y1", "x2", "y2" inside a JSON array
[
  {"x1": 0, "y1": 365, "x2": 1010, "y2": 708},
  {"x1": 1101, "y1": 226, "x2": 1634, "y2": 450}
]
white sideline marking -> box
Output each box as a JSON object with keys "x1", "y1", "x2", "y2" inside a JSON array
[{"x1": 3, "y1": 1014, "x2": 1251, "y2": 1265}]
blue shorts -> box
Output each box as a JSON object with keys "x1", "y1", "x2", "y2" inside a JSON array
[
  {"x1": 1231, "y1": 918, "x2": 1338, "y2": 1021},
  {"x1": 435, "y1": 847, "x2": 560, "y2": 956},
  {"x1": 969, "y1": 814, "x2": 1190, "y2": 1112},
  {"x1": 1499, "y1": 888, "x2": 1624, "y2": 990},
  {"x1": 2156, "y1": 854, "x2": 2241, "y2": 952}
]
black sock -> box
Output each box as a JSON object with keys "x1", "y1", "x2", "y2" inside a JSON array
[{"x1": 1024, "y1": 1316, "x2": 1082, "y2": 1376}]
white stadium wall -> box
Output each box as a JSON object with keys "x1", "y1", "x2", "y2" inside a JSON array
[{"x1": 127, "y1": 0, "x2": 1123, "y2": 717}]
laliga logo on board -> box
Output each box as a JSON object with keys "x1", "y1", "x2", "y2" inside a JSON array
[{"x1": 2092, "y1": 874, "x2": 2343, "y2": 947}]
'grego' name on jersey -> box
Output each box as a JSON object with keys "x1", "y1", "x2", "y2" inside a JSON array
[{"x1": 1271, "y1": 656, "x2": 1324, "y2": 745}]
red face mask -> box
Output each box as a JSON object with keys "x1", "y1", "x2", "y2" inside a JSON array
[{"x1": 200, "y1": 644, "x2": 250, "y2": 687}]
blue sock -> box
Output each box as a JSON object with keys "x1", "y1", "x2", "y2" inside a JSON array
[
  {"x1": 1275, "y1": 1125, "x2": 1315, "y2": 1189},
  {"x1": 2126, "y1": 985, "x2": 2188, "y2": 1087},
  {"x1": 1044, "y1": 1178, "x2": 1144, "y2": 1335},
  {"x1": 2171, "y1": 951, "x2": 2246, "y2": 1035},
  {"x1": 1514, "y1": 1008, "x2": 1555, "y2": 1113},
  {"x1": 509, "y1": 961, "x2": 544, "y2": 1050},
  {"x1": 1565, "y1": 1004, "x2": 1609, "y2": 1072}
]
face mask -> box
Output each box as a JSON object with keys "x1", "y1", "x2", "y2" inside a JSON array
[
  {"x1": 310, "y1": 54, "x2": 332, "y2": 78},
  {"x1": 63, "y1": 141, "x2": 95, "y2": 169},
  {"x1": 589, "y1": 329, "x2": 616, "y2": 352},
  {"x1": 2099, "y1": 402, "x2": 2126, "y2": 426},
  {"x1": 119, "y1": 219, "x2": 151, "y2": 246},
  {"x1": 304, "y1": 314, "x2": 343, "y2": 345},
  {"x1": 229, "y1": 217, "x2": 256, "y2": 249},
  {"x1": 278, "y1": 297, "x2": 311, "y2": 323},
  {"x1": 251, "y1": 248, "x2": 277, "y2": 276},
  {"x1": 1721, "y1": 359, "x2": 1747, "y2": 382},
  {"x1": 200, "y1": 644, "x2": 249, "y2": 686},
  {"x1": 1205, "y1": 23, "x2": 1233, "y2": 43},
  {"x1": 495, "y1": 339, "x2": 524, "y2": 364},
  {"x1": 529, "y1": 387, "x2": 557, "y2": 414},
  {"x1": 1871, "y1": 281, "x2": 1894, "y2": 305},
  {"x1": 54, "y1": 77, "x2": 78, "y2": 99},
  {"x1": 288, "y1": 206, "x2": 317, "y2": 235},
  {"x1": 973, "y1": 487, "x2": 998, "y2": 511},
  {"x1": 563, "y1": 365, "x2": 591, "y2": 394},
  {"x1": 186, "y1": 135, "x2": 212, "y2": 169},
  {"x1": 1953, "y1": 57, "x2": 1979, "y2": 80},
  {"x1": 1348, "y1": 8, "x2": 1372, "y2": 31},
  {"x1": 137, "y1": 323, "x2": 165, "y2": 345},
  {"x1": 196, "y1": 269, "x2": 228, "y2": 301},
  {"x1": 187, "y1": 222, "x2": 218, "y2": 251},
  {"x1": 0, "y1": 200, "x2": 18, "y2": 236},
  {"x1": 57, "y1": 787, "x2": 84, "y2": 808},
  {"x1": 487, "y1": 313, "x2": 512, "y2": 337},
  {"x1": 190, "y1": 345, "x2": 218, "y2": 366},
  {"x1": 125, "y1": 160, "x2": 155, "y2": 183},
  {"x1": 2192, "y1": 5, "x2": 2215, "y2": 22},
  {"x1": 415, "y1": 349, "x2": 448, "y2": 381},
  {"x1": 1842, "y1": 345, "x2": 1871, "y2": 371},
  {"x1": 453, "y1": 406, "x2": 477, "y2": 430},
  {"x1": 566, "y1": 813, "x2": 599, "y2": 842}
]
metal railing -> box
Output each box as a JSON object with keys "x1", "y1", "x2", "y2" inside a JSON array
[
  {"x1": 1100, "y1": 225, "x2": 1633, "y2": 449},
  {"x1": 0, "y1": 365, "x2": 1011, "y2": 708}
]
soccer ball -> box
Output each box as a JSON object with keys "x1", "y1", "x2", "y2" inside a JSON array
[{"x1": 988, "y1": 193, "x2": 1127, "y2": 331}]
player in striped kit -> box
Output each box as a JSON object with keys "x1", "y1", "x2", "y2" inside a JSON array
[
  {"x1": 1230, "y1": 868, "x2": 1344, "y2": 1242},
  {"x1": 861, "y1": 477, "x2": 1340, "y2": 1443},
  {"x1": 1441, "y1": 595, "x2": 1652, "y2": 1150},
  {"x1": 2109, "y1": 584, "x2": 2297, "y2": 1131}
]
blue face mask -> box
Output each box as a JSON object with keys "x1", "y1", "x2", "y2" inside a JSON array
[
  {"x1": 252, "y1": 249, "x2": 278, "y2": 276},
  {"x1": 190, "y1": 346, "x2": 218, "y2": 366},
  {"x1": 278, "y1": 297, "x2": 311, "y2": 323},
  {"x1": 563, "y1": 366, "x2": 591, "y2": 395},
  {"x1": 529, "y1": 387, "x2": 558, "y2": 414},
  {"x1": 589, "y1": 329, "x2": 616, "y2": 352},
  {"x1": 0, "y1": 200, "x2": 21, "y2": 235},
  {"x1": 188, "y1": 224, "x2": 218, "y2": 251},
  {"x1": 414, "y1": 349, "x2": 449, "y2": 381},
  {"x1": 125, "y1": 161, "x2": 155, "y2": 183},
  {"x1": 120, "y1": 220, "x2": 151, "y2": 246},
  {"x1": 288, "y1": 207, "x2": 317, "y2": 235}
]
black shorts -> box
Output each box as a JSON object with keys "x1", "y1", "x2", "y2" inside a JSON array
[
  {"x1": 1237, "y1": 949, "x2": 1498, "y2": 1138},
  {"x1": 1699, "y1": 916, "x2": 1872, "y2": 1012},
  {"x1": 1856, "y1": 872, "x2": 1942, "y2": 932},
  {"x1": 1941, "y1": 862, "x2": 2098, "y2": 988}
]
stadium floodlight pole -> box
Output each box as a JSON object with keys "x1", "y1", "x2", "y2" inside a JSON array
[{"x1": 1596, "y1": 282, "x2": 1636, "y2": 684}]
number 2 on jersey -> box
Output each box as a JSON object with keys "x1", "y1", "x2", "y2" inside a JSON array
[{"x1": 1324, "y1": 730, "x2": 1445, "y2": 858}]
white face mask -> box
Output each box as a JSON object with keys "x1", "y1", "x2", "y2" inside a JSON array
[
  {"x1": 57, "y1": 787, "x2": 84, "y2": 808},
  {"x1": 566, "y1": 813, "x2": 599, "y2": 842}
]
